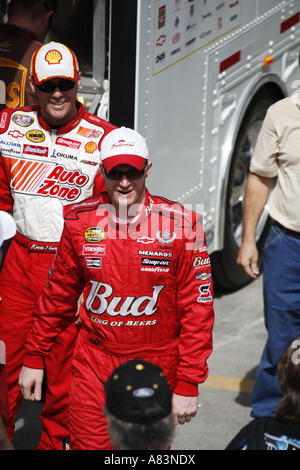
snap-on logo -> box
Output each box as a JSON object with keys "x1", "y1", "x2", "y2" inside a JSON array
[{"x1": 55, "y1": 136, "x2": 81, "y2": 149}]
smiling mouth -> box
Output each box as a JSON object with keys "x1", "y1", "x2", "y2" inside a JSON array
[
  {"x1": 50, "y1": 100, "x2": 66, "y2": 108},
  {"x1": 118, "y1": 189, "x2": 132, "y2": 196}
]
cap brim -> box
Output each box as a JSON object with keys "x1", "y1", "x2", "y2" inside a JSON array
[
  {"x1": 102, "y1": 155, "x2": 147, "y2": 173},
  {"x1": 32, "y1": 72, "x2": 78, "y2": 86},
  {"x1": 0, "y1": 211, "x2": 16, "y2": 242}
]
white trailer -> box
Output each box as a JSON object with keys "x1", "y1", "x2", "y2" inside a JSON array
[{"x1": 3, "y1": 0, "x2": 300, "y2": 288}]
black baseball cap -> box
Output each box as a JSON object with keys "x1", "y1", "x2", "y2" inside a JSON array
[{"x1": 104, "y1": 359, "x2": 172, "y2": 424}]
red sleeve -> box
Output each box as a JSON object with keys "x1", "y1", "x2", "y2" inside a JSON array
[
  {"x1": 23, "y1": 223, "x2": 85, "y2": 369},
  {"x1": 174, "y1": 217, "x2": 214, "y2": 396}
]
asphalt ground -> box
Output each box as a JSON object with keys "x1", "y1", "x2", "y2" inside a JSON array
[
  {"x1": 11, "y1": 275, "x2": 267, "y2": 452},
  {"x1": 172, "y1": 274, "x2": 266, "y2": 451}
]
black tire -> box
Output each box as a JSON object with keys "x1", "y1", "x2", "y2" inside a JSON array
[{"x1": 211, "y1": 87, "x2": 282, "y2": 290}]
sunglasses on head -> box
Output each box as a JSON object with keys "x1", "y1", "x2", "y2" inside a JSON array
[
  {"x1": 103, "y1": 165, "x2": 147, "y2": 180},
  {"x1": 36, "y1": 79, "x2": 76, "y2": 93}
]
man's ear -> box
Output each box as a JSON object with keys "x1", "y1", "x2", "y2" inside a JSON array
[
  {"x1": 145, "y1": 161, "x2": 152, "y2": 178},
  {"x1": 77, "y1": 71, "x2": 82, "y2": 88},
  {"x1": 28, "y1": 76, "x2": 37, "y2": 94}
]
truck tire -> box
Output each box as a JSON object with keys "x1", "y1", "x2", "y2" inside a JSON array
[{"x1": 211, "y1": 88, "x2": 282, "y2": 290}]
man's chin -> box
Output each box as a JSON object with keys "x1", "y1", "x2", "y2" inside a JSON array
[
  {"x1": 46, "y1": 105, "x2": 69, "y2": 125},
  {"x1": 116, "y1": 199, "x2": 130, "y2": 217}
]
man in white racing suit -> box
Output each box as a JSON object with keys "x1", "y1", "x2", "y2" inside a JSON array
[{"x1": 0, "y1": 41, "x2": 116, "y2": 449}]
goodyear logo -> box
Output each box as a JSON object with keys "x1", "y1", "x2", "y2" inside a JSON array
[
  {"x1": 85, "y1": 227, "x2": 105, "y2": 243},
  {"x1": 26, "y1": 129, "x2": 45, "y2": 143}
]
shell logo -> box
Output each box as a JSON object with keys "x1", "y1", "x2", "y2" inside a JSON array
[
  {"x1": 45, "y1": 49, "x2": 62, "y2": 65},
  {"x1": 85, "y1": 142, "x2": 97, "y2": 154}
]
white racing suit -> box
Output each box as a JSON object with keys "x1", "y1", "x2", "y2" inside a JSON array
[{"x1": 0, "y1": 102, "x2": 116, "y2": 448}]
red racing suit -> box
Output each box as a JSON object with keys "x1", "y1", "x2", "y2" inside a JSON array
[
  {"x1": 0, "y1": 102, "x2": 116, "y2": 448},
  {"x1": 24, "y1": 191, "x2": 214, "y2": 449}
]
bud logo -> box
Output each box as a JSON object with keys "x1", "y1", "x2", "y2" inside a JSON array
[
  {"x1": 193, "y1": 256, "x2": 210, "y2": 268},
  {"x1": 86, "y1": 281, "x2": 165, "y2": 317},
  {"x1": 37, "y1": 164, "x2": 89, "y2": 201}
]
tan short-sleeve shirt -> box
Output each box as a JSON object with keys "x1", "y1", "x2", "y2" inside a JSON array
[{"x1": 250, "y1": 95, "x2": 300, "y2": 231}]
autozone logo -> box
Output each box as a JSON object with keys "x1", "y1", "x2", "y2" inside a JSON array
[
  {"x1": 86, "y1": 281, "x2": 165, "y2": 317},
  {"x1": 36, "y1": 164, "x2": 89, "y2": 201}
]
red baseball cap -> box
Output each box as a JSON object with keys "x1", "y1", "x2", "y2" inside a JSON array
[{"x1": 100, "y1": 127, "x2": 149, "y2": 173}]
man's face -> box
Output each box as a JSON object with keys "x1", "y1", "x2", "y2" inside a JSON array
[
  {"x1": 101, "y1": 162, "x2": 152, "y2": 219},
  {"x1": 29, "y1": 73, "x2": 82, "y2": 126}
]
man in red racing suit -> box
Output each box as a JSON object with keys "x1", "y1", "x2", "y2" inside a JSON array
[
  {"x1": 0, "y1": 42, "x2": 116, "y2": 449},
  {"x1": 20, "y1": 127, "x2": 214, "y2": 450}
]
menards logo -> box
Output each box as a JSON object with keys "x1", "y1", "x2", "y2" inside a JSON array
[{"x1": 8, "y1": 158, "x2": 89, "y2": 201}]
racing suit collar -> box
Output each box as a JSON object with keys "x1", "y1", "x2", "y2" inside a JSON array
[{"x1": 36, "y1": 100, "x2": 85, "y2": 134}]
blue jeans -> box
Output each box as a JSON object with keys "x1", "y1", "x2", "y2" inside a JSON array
[{"x1": 251, "y1": 223, "x2": 300, "y2": 417}]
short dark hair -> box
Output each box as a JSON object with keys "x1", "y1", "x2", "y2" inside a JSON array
[{"x1": 9, "y1": 0, "x2": 58, "y2": 21}]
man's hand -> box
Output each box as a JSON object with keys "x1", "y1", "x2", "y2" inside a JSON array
[
  {"x1": 236, "y1": 241, "x2": 260, "y2": 279},
  {"x1": 172, "y1": 393, "x2": 199, "y2": 425},
  {"x1": 236, "y1": 172, "x2": 272, "y2": 279},
  {"x1": 19, "y1": 366, "x2": 44, "y2": 401}
]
